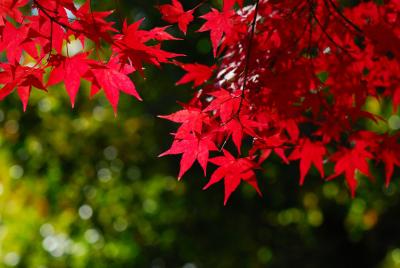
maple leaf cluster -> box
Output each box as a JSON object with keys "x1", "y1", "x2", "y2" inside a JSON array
[
  {"x1": 0, "y1": 0, "x2": 180, "y2": 113},
  {"x1": 1, "y1": 0, "x2": 400, "y2": 204},
  {"x1": 158, "y1": 0, "x2": 400, "y2": 204}
]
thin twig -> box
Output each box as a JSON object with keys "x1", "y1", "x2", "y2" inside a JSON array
[
  {"x1": 309, "y1": 1, "x2": 351, "y2": 56},
  {"x1": 325, "y1": 0, "x2": 363, "y2": 34},
  {"x1": 33, "y1": 0, "x2": 88, "y2": 36},
  {"x1": 237, "y1": 0, "x2": 260, "y2": 114}
]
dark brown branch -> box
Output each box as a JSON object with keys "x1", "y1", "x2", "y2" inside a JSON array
[
  {"x1": 238, "y1": 0, "x2": 260, "y2": 113},
  {"x1": 309, "y1": 0, "x2": 352, "y2": 56},
  {"x1": 33, "y1": 0, "x2": 86, "y2": 35},
  {"x1": 325, "y1": 0, "x2": 363, "y2": 34}
]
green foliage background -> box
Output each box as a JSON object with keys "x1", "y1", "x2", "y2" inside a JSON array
[{"x1": 1, "y1": 0, "x2": 400, "y2": 267}]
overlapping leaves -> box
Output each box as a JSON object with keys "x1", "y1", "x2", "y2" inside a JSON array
[{"x1": 1, "y1": 0, "x2": 400, "y2": 204}]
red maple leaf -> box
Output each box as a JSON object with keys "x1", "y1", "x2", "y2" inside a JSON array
[
  {"x1": 381, "y1": 149, "x2": 400, "y2": 187},
  {"x1": 289, "y1": 139, "x2": 326, "y2": 185},
  {"x1": 198, "y1": 8, "x2": 235, "y2": 57},
  {"x1": 0, "y1": 63, "x2": 46, "y2": 111},
  {"x1": 203, "y1": 89, "x2": 241, "y2": 123},
  {"x1": 26, "y1": 13, "x2": 66, "y2": 55},
  {"x1": 84, "y1": 58, "x2": 141, "y2": 113},
  {"x1": 379, "y1": 135, "x2": 400, "y2": 187},
  {"x1": 47, "y1": 53, "x2": 89, "y2": 107},
  {"x1": 0, "y1": 0, "x2": 28, "y2": 25},
  {"x1": 113, "y1": 19, "x2": 182, "y2": 74},
  {"x1": 252, "y1": 133, "x2": 290, "y2": 164},
  {"x1": 0, "y1": 22, "x2": 29, "y2": 62},
  {"x1": 71, "y1": 0, "x2": 117, "y2": 44},
  {"x1": 159, "y1": 106, "x2": 210, "y2": 138},
  {"x1": 203, "y1": 149, "x2": 261, "y2": 205},
  {"x1": 327, "y1": 141, "x2": 373, "y2": 197},
  {"x1": 159, "y1": 133, "x2": 217, "y2": 179},
  {"x1": 219, "y1": 114, "x2": 266, "y2": 154},
  {"x1": 147, "y1": 26, "x2": 180, "y2": 41},
  {"x1": 158, "y1": 0, "x2": 194, "y2": 34},
  {"x1": 176, "y1": 63, "x2": 215, "y2": 87}
]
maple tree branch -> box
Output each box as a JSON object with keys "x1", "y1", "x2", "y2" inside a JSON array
[
  {"x1": 33, "y1": 0, "x2": 110, "y2": 62},
  {"x1": 218, "y1": 0, "x2": 260, "y2": 152},
  {"x1": 89, "y1": 0, "x2": 98, "y2": 30},
  {"x1": 47, "y1": 20, "x2": 53, "y2": 58},
  {"x1": 307, "y1": 0, "x2": 314, "y2": 57},
  {"x1": 308, "y1": 0, "x2": 351, "y2": 56},
  {"x1": 32, "y1": 2, "x2": 60, "y2": 14},
  {"x1": 238, "y1": 0, "x2": 260, "y2": 114},
  {"x1": 33, "y1": 0, "x2": 97, "y2": 41},
  {"x1": 289, "y1": 6, "x2": 311, "y2": 59},
  {"x1": 288, "y1": 0, "x2": 306, "y2": 17},
  {"x1": 33, "y1": 1, "x2": 62, "y2": 24},
  {"x1": 218, "y1": 135, "x2": 230, "y2": 152},
  {"x1": 325, "y1": 0, "x2": 363, "y2": 34},
  {"x1": 315, "y1": 3, "x2": 332, "y2": 46},
  {"x1": 87, "y1": 0, "x2": 107, "y2": 61}
]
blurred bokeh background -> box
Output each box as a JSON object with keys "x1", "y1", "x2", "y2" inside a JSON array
[{"x1": 1, "y1": 0, "x2": 400, "y2": 267}]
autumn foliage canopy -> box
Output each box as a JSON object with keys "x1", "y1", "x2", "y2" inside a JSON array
[{"x1": 1, "y1": 0, "x2": 400, "y2": 204}]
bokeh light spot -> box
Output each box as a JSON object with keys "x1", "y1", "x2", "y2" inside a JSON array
[
  {"x1": 389, "y1": 115, "x2": 400, "y2": 130},
  {"x1": 78, "y1": 204, "x2": 93, "y2": 220},
  {"x1": 104, "y1": 146, "x2": 118, "y2": 160},
  {"x1": 9, "y1": 165, "x2": 24, "y2": 179},
  {"x1": 3, "y1": 252, "x2": 20, "y2": 267}
]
